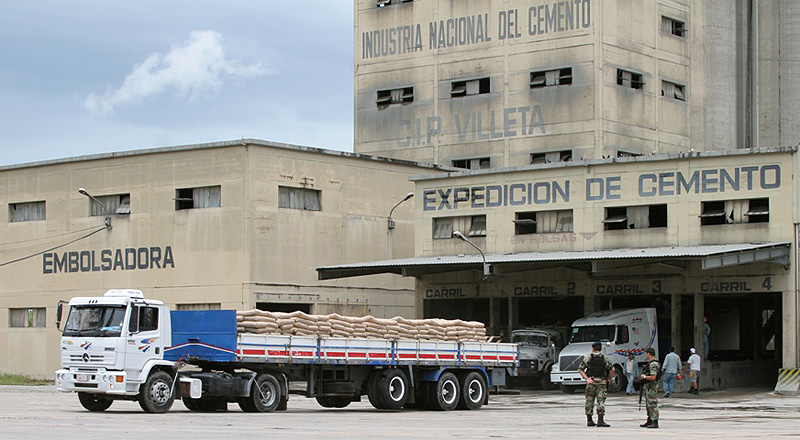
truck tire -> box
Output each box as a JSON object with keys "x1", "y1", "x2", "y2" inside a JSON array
[
  {"x1": 431, "y1": 372, "x2": 459, "y2": 411},
  {"x1": 540, "y1": 363, "x2": 555, "y2": 390},
  {"x1": 138, "y1": 371, "x2": 175, "y2": 413},
  {"x1": 559, "y1": 384, "x2": 578, "y2": 394},
  {"x1": 78, "y1": 392, "x2": 113, "y2": 412},
  {"x1": 242, "y1": 373, "x2": 281, "y2": 413},
  {"x1": 366, "y1": 370, "x2": 386, "y2": 409},
  {"x1": 608, "y1": 365, "x2": 625, "y2": 393},
  {"x1": 315, "y1": 396, "x2": 352, "y2": 408},
  {"x1": 375, "y1": 369, "x2": 409, "y2": 410},
  {"x1": 457, "y1": 372, "x2": 486, "y2": 410}
]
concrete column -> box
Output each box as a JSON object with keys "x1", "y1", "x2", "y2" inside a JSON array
[
  {"x1": 694, "y1": 293, "x2": 705, "y2": 356},
  {"x1": 671, "y1": 292, "x2": 681, "y2": 354}
]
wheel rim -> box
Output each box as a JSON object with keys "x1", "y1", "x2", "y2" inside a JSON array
[
  {"x1": 442, "y1": 379, "x2": 457, "y2": 405},
  {"x1": 149, "y1": 380, "x2": 171, "y2": 405},
  {"x1": 258, "y1": 381, "x2": 276, "y2": 407},
  {"x1": 388, "y1": 376, "x2": 405, "y2": 402},
  {"x1": 467, "y1": 379, "x2": 483, "y2": 403}
]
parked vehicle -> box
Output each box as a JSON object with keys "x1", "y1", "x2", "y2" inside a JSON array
[
  {"x1": 549, "y1": 308, "x2": 658, "y2": 394},
  {"x1": 510, "y1": 328, "x2": 565, "y2": 389},
  {"x1": 55, "y1": 289, "x2": 518, "y2": 413}
]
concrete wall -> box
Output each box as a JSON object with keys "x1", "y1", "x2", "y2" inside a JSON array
[{"x1": 0, "y1": 140, "x2": 437, "y2": 379}]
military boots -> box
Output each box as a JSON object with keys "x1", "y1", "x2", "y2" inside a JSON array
[
  {"x1": 586, "y1": 415, "x2": 596, "y2": 426},
  {"x1": 596, "y1": 416, "x2": 610, "y2": 427},
  {"x1": 640, "y1": 419, "x2": 651, "y2": 428}
]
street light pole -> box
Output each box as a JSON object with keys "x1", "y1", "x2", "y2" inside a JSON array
[
  {"x1": 452, "y1": 230, "x2": 491, "y2": 280},
  {"x1": 388, "y1": 192, "x2": 414, "y2": 230},
  {"x1": 78, "y1": 188, "x2": 112, "y2": 230}
]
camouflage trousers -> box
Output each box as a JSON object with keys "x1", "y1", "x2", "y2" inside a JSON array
[
  {"x1": 644, "y1": 386, "x2": 659, "y2": 420},
  {"x1": 584, "y1": 382, "x2": 607, "y2": 416}
]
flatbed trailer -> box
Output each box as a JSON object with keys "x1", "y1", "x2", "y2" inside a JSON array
[{"x1": 56, "y1": 290, "x2": 518, "y2": 413}]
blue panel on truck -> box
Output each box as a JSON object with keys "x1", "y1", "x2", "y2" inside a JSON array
[{"x1": 164, "y1": 310, "x2": 238, "y2": 362}]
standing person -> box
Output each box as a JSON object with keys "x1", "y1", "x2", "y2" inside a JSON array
[
  {"x1": 625, "y1": 353, "x2": 639, "y2": 395},
  {"x1": 681, "y1": 347, "x2": 702, "y2": 394},
  {"x1": 578, "y1": 341, "x2": 615, "y2": 427},
  {"x1": 661, "y1": 347, "x2": 680, "y2": 397},
  {"x1": 639, "y1": 347, "x2": 660, "y2": 428},
  {"x1": 703, "y1": 316, "x2": 711, "y2": 359}
]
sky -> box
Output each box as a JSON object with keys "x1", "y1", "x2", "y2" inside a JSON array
[{"x1": 0, "y1": 1, "x2": 354, "y2": 166}]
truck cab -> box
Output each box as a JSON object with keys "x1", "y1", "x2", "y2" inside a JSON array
[
  {"x1": 55, "y1": 289, "x2": 177, "y2": 412},
  {"x1": 510, "y1": 328, "x2": 564, "y2": 389},
  {"x1": 549, "y1": 308, "x2": 658, "y2": 394}
]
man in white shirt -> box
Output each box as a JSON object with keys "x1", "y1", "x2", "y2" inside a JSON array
[
  {"x1": 682, "y1": 347, "x2": 702, "y2": 394},
  {"x1": 661, "y1": 346, "x2": 681, "y2": 397}
]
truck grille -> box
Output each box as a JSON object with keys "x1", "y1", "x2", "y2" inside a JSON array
[{"x1": 559, "y1": 355, "x2": 584, "y2": 372}]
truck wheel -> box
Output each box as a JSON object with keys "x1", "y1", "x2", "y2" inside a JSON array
[
  {"x1": 540, "y1": 364, "x2": 555, "y2": 390},
  {"x1": 366, "y1": 371, "x2": 386, "y2": 409},
  {"x1": 376, "y1": 369, "x2": 409, "y2": 410},
  {"x1": 431, "y1": 372, "x2": 459, "y2": 411},
  {"x1": 315, "y1": 396, "x2": 352, "y2": 408},
  {"x1": 457, "y1": 372, "x2": 486, "y2": 410},
  {"x1": 559, "y1": 384, "x2": 578, "y2": 394},
  {"x1": 138, "y1": 371, "x2": 175, "y2": 413},
  {"x1": 78, "y1": 392, "x2": 113, "y2": 411},
  {"x1": 247, "y1": 373, "x2": 281, "y2": 412},
  {"x1": 608, "y1": 365, "x2": 625, "y2": 393}
]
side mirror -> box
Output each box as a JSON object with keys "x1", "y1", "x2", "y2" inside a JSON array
[{"x1": 56, "y1": 300, "x2": 67, "y2": 331}]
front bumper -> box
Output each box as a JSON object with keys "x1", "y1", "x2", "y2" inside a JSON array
[
  {"x1": 550, "y1": 371, "x2": 586, "y2": 386},
  {"x1": 55, "y1": 368, "x2": 135, "y2": 396}
]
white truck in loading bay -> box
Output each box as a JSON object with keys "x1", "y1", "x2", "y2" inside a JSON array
[
  {"x1": 549, "y1": 308, "x2": 658, "y2": 394},
  {"x1": 55, "y1": 290, "x2": 518, "y2": 413}
]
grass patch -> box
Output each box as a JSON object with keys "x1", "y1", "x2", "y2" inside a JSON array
[{"x1": 0, "y1": 374, "x2": 50, "y2": 385}]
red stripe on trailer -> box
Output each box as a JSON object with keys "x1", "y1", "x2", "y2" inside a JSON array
[
  {"x1": 267, "y1": 350, "x2": 289, "y2": 356},
  {"x1": 418, "y1": 354, "x2": 436, "y2": 359},
  {"x1": 242, "y1": 349, "x2": 266, "y2": 355},
  {"x1": 464, "y1": 355, "x2": 482, "y2": 360},
  {"x1": 292, "y1": 351, "x2": 314, "y2": 357},
  {"x1": 482, "y1": 356, "x2": 498, "y2": 361},
  {"x1": 437, "y1": 354, "x2": 455, "y2": 360},
  {"x1": 368, "y1": 353, "x2": 387, "y2": 358},
  {"x1": 398, "y1": 353, "x2": 417, "y2": 359},
  {"x1": 324, "y1": 351, "x2": 346, "y2": 357},
  {"x1": 499, "y1": 356, "x2": 516, "y2": 361},
  {"x1": 349, "y1": 352, "x2": 366, "y2": 358}
]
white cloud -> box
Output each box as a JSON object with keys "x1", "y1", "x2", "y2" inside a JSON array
[{"x1": 84, "y1": 30, "x2": 270, "y2": 115}]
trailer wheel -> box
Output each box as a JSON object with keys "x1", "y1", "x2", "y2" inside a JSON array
[
  {"x1": 315, "y1": 396, "x2": 352, "y2": 408},
  {"x1": 366, "y1": 371, "x2": 385, "y2": 409},
  {"x1": 457, "y1": 372, "x2": 486, "y2": 410},
  {"x1": 78, "y1": 392, "x2": 113, "y2": 412},
  {"x1": 376, "y1": 369, "x2": 409, "y2": 410},
  {"x1": 138, "y1": 371, "x2": 175, "y2": 413},
  {"x1": 431, "y1": 372, "x2": 459, "y2": 411},
  {"x1": 243, "y1": 373, "x2": 281, "y2": 413}
]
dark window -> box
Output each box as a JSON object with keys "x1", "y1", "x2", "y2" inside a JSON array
[
  {"x1": 700, "y1": 201, "x2": 726, "y2": 225},
  {"x1": 377, "y1": 87, "x2": 414, "y2": 108},
  {"x1": 745, "y1": 198, "x2": 769, "y2": 223},
  {"x1": 377, "y1": 0, "x2": 413, "y2": 7},
  {"x1": 603, "y1": 206, "x2": 628, "y2": 230},
  {"x1": 701, "y1": 198, "x2": 770, "y2": 225},
  {"x1": 661, "y1": 16, "x2": 686, "y2": 37},
  {"x1": 175, "y1": 186, "x2": 221, "y2": 210},
  {"x1": 531, "y1": 150, "x2": 572, "y2": 164},
  {"x1": 616, "y1": 325, "x2": 630, "y2": 344},
  {"x1": 617, "y1": 69, "x2": 644, "y2": 89},
  {"x1": 451, "y1": 77, "x2": 490, "y2": 97},
  {"x1": 452, "y1": 157, "x2": 490, "y2": 170},
  {"x1": 514, "y1": 212, "x2": 537, "y2": 235},
  {"x1": 530, "y1": 68, "x2": 572, "y2": 88},
  {"x1": 130, "y1": 306, "x2": 159, "y2": 333},
  {"x1": 604, "y1": 205, "x2": 667, "y2": 230},
  {"x1": 90, "y1": 194, "x2": 131, "y2": 216},
  {"x1": 661, "y1": 80, "x2": 686, "y2": 101},
  {"x1": 515, "y1": 210, "x2": 573, "y2": 234}
]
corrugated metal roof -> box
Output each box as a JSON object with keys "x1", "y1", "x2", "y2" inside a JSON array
[{"x1": 316, "y1": 242, "x2": 790, "y2": 280}]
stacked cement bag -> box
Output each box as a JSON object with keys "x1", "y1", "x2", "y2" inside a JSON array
[{"x1": 236, "y1": 310, "x2": 486, "y2": 342}]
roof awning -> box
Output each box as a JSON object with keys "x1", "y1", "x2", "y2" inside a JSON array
[{"x1": 316, "y1": 242, "x2": 791, "y2": 280}]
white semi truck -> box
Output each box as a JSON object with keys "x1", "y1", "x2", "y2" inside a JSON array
[
  {"x1": 549, "y1": 308, "x2": 658, "y2": 394},
  {"x1": 55, "y1": 290, "x2": 518, "y2": 413}
]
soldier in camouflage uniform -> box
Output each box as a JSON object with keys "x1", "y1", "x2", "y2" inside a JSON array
[
  {"x1": 639, "y1": 347, "x2": 660, "y2": 428},
  {"x1": 578, "y1": 341, "x2": 614, "y2": 427}
]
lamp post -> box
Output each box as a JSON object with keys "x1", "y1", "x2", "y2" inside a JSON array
[
  {"x1": 78, "y1": 188, "x2": 112, "y2": 230},
  {"x1": 452, "y1": 230, "x2": 491, "y2": 280},
  {"x1": 388, "y1": 192, "x2": 414, "y2": 230}
]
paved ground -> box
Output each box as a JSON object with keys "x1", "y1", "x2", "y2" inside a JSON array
[{"x1": 1, "y1": 385, "x2": 798, "y2": 439}]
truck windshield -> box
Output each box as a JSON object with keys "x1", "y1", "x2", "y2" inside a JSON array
[
  {"x1": 570, "y1": 325, "x2": 615, "y2": 343},
  {"x1": 63, "y1": 306, "x2": 127, "y2": 337},
  {"x1": 511, "y1": 333, "x2": 549, "y2": 347}
]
